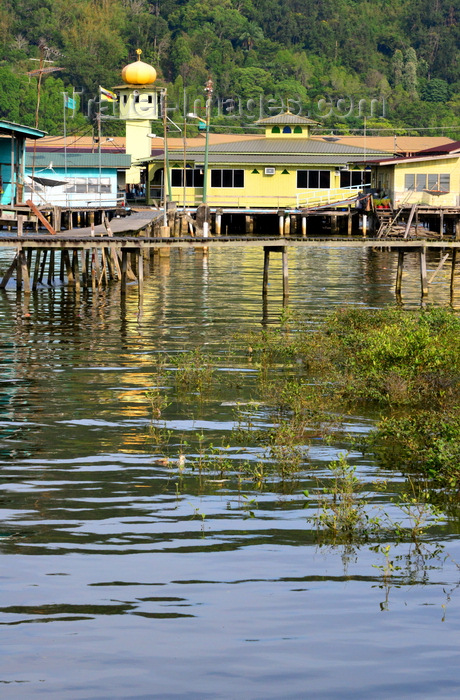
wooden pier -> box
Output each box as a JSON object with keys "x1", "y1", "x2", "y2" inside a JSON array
[{"x1": 1, "y1": 204, "x2": 460, "y2": 305}]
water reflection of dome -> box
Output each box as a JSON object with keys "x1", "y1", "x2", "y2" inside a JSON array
[{"x1": 121, "y1": 49, "x2": 157, "y2": 85}]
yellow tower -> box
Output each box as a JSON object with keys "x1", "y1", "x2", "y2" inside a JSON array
[{"x1": 114, "y1": 49, "x2": 161, "y2": 185}]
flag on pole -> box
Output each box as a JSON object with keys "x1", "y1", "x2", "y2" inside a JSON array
[
  {"x1": 65, "y1": 95, "x2": 76, "y2": 110},
  {"x1": 99, "y1": 86, "x2": 117, "y2": 102}
]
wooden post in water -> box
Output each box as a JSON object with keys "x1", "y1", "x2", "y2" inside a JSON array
[
  {"x1": 72, "y1": 250, "x2": 80, "y2": 292},
  {"x1": 215, "y1": 209, "x2": 222, "y2": 236},
  {"x1": 18, "y1": 248, "x2": 30, "y2": 292},
  {"x1": 263, "y1": 248, "x2": 270, "y2": 296},
  {"x1": 301, "y1": 215, "x2": 307, "y2": 237},
  {"x1": 138, "y1": 249, "x2": 144, "y2": 297},
  {"x1": 395, "y1": 249, "x2": 404, "y2": 297},
  {"x1": 47, "y1": 250, "x2": 55, "y2": 286},
  {"x1": 59, "y1": 251, "x2": 65, "y2": 284},
  {"x1": 282, "y1": 247, "x2": 289, "y2": 298},
  {"x1": 451, "y1": 249, "x2": 458, "y2": 300},
  {"x1": 38, "y1": 250, "x2": 48, "y2": 285},
  {"x1": 62, "y1": 250, "x2": 74, "y2": 285},
  {"x1": 278, "y1": 210, "x2": 284, "y2": 236},
  {"x1": 420, "y1": 246, "x2": 428, "y2": 297},
  {"x1": 32, "y1": 250, "x2": 41, "y2": 290},
  {"x1": 347, "y1": 208, "x2": 352, "y2": 236},
  {"x1": 121, "y1": 249, "x2": 128, "y2": 292},
  {"x1": 331, "y1": 214, "x2": 338, "y2": 235},
  {"x1": 0, "y1": 256, "x2": 18, "y2": 289},
  {"x1": 81, "y1": 250, "x2": 88, "y2": 287},
  {"x1": 284, "y1": 215, "x2": 290, "y2": 236}
]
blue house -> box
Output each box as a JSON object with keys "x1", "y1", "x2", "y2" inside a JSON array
[
  {"x1": 24, "y1": 152, "x2": 132, "y2": 208},
  {"x1": 0, "y1": 120, "x2": 45, "y2": 206}
]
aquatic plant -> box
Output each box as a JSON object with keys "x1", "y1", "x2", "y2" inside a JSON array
[
  {"x1": 174, "y1": 348, "x2": 215, "y2": 396},
  {"x1": 312, "y1": 454, "x2": 383, "y2": 542}
]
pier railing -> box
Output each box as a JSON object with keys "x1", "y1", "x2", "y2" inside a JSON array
[{"x1": 156, "y1": 184, "x2": 364, "y2": 210}]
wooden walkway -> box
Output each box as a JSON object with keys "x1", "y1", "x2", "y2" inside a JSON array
[{"x1": 1, "y1": 208, "x2": 459, "y2": 300}]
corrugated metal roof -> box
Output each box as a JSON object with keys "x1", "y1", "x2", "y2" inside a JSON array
[
  {"x1": 372, "y1": 153, "x2": 460, "y2": 166},
  {"x1": 188, "y1": 154, "x2": 375, "y2": 166},
  {"x1": 184, "y1": 138, "x2": 388, "y2": 156},
  {"x1": 255, "y1": 113, "x2": 319, "y2": 126},
  {"x1": 0, "y1": 120, "x2": 46, "y2": 139},
  {"x1": 25, "y1": 152, "x2": 131, "y2": 169},
  {"x1": 144, "y1": 139, "x2": 389, "y2": 162}
]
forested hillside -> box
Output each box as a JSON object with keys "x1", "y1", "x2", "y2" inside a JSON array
[{"x1": 0, "y1": 0, "x2": 458, "y2": 136}]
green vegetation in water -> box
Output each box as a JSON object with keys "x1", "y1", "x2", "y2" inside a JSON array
[
  {"x1": 142, "y1": 308, "x2": 459, "y2": 555},
  {"x1": 244, "y1": 307, "x2": 460, "y2": 488}
]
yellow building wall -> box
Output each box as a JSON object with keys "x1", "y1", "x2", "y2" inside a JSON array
[
  {"x1": 390, "y1": 157, "x2": 460, "y2": 207},
  {"x1": 148, "y1": 164, "x2": 359, "y2": 208},
  {"x1": 126, "y1": 120, "x2": 152, "y2": 185}
]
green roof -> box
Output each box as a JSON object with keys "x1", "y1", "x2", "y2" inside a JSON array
[
  {"x1": 25, "y1": 152, "x2": 131, "y2": 169},
  {"x1": 190, "y1": 154, "x2": 377, "y2": 166},
  {"x1": 143, "y1": 137, "x2": 390, "y2": 166}
]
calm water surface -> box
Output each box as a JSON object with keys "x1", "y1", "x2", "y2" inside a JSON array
[{"x1": 0, "y1": 246, "x2": 459, "y2": 699}]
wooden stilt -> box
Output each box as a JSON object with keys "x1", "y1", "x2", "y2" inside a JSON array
[
  {"x1": 395, "y1": 250, "x2": 404, "y2": 296},
  {"x1": 91, "y1": 250, "x2": 97, "y2": 292},
  {"x1": 450, "y1": 249, "x2": 458, "y2": 299},
  {"x1": 428, "y1": 253, "x2": 450, "y2": 285},
  {"x1": 121, "y1": 249, "x2": 128, "y2": 293},
  {"x1": 263, "y1": 248, "x2": 270, "y2": 296},
  {"x1": 59, "y1": 251, "x2": 65, "y2": 283},
  {"x1": 47, "y1": 250, "x2": 55, "y2": 286},
  {"x1": 32, "y1": 250, "x2": 41, "y2": 290},
  {"x1": 420, "y1": 246, "x2": 428, "y2": 297},
  {"x1": 347, "y1": 208, "x2": 352, "y2": 236},
  {"x1": 62, "y1": 250, "x2": 74, "y2": 285},
  {"x1": 71, "y1": 251, "x2": 80, "y2": 291},
  {"x1": 93, "y1": 248, "x2": 101, "y2": 286},
  {"x1": 38, "y1": 250, "x2": 48, "y2": 284},
  {"x1": 98, "y1": 248, "x2": 108, "y2": 287},
  {"x1": 138, "y1": 250, "x2": 144, "y2": 294},
  {"x1": 81, "y1": 250, "x2": 88, "y2": 287},
  {"x1": 111, "y1": 247, "x2": 121, "y2": 279},
  {"x1": 18, "y1": 249, "x2": 30, "y2": 292},
  {"x1": 105, "y1": 247, "x2": 115, "y2": 280},
  {"x1": 215, "y1": 210, "x2": 222, "y2": 236},
  {"x1": 331, "y1": 215, "x2": 338, "y2": 235},
  {"x1": 284, "y1": 215, "x2": 290, "y2": 236},
  {"x1": 282, "y1": 247, "x2": 289, "y2": 297},
  {"x1": 0, "y1": 255, "x2": 18, "y2": 289},
  {"x1": 302, "y1": 216, "x2": 307, "y2": 237},
  {"x1": 278, "y1": 212, "x2": 284, "y2": 236}
]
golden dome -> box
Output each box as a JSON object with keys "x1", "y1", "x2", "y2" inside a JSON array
[{"x1": 122, "y1": 49, "x2": 157, "y2": 85}]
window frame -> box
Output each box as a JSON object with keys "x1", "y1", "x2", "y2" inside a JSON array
[{"x1": 297, "y1": 170, "x2": 331, "y2": 189}]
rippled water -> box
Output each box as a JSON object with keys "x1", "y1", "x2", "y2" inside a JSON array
[{"x1": 1, "y1": 245, "x2": 459, "y2": 699}]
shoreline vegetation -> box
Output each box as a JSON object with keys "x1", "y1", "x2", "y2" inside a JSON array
[{"x1": 145, "y1": 307, "x2": 460, "y2": 544}]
